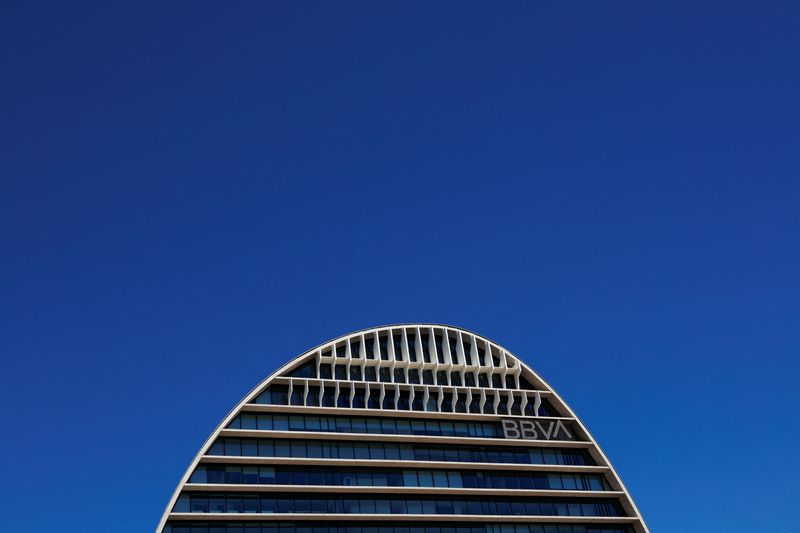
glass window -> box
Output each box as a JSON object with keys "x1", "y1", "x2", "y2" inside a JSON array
[
  {"x1": 339, "y1": 444, "x2": 355, "y2": 459},
  {"x1": 307, "y1": 441, "x2": 322, "y2": 458},
  {"x1": 173, "y1": 495, "x2": 190, "y2": 513},
  {"x1": 292, "y1": 469, "x2": 309, "y2": 485},
  {"x1": 209, "y1": 496, "x2": 225, "y2": 513},
  {"x1": 276, "y1": 497, "x2": 291, "y2": 513},
  {"x1": 463, "y1": 346, "x2": 473, "y2": 365},
  {"x1": 426, "y1": 393, "x2": 438, "y2": 412},
  {"x1": 349, "y1": 417, "x2": 366, "y2": 433},
  {"x1": 360, "y1": 498, "x2": 376, "y2": 513},
  {"x1": 190, "y1": 466, "x2": 207, "y2": 484},
  {"x1": 441, "y1": 393, "x2": 453, "y2": 413},
  {"x1": 260, "y1": 496, "x2": 276, "y2": 514},
  {"x1": 395, "y1": 419, "x2": 411, "y2": 434},
  {"x1": 241, "y1": 414, "x2": 257, "y2": 430},
  {"x1": 433, "y1": 471, "x2": 449, "y2": 487},
  {"x1": 372, "y1": 470, "x2": 388, "y2": 487},
  {"x1": 289, "y1": 416, "x2": 305, "y2": 431},
  {"x1": 242, "y1": 439, "x2": 258, "y2": 456},
  {"x1": 455, "y1": 393, "x2": 467, "y2": 413},
  {"x1": 207, "y1": 466, "x2": 224, "y2": 484},
  {"x1": 367, "y1": 390, "x2": 381, "y2": 409},
  {"x1": 382, "y1": 390, "x2": 396, "y2": 410},
  {"x1": 275, "y1": 468, "x2": 291, "y2": 485},
  {"x1": 273, "y1": 416, "x2": 289, "y2": 431},
  {"x1": 225, "y1": 466, "x2": 242, "y2": 484},
  {"x1": 417, "y1": 470, "x2": 434, "y2": 487},
  {"x1": 369, "y1": 442, "x2": 385, "y2": 460},
  {"x1": 306, "y1": 385, "x2": 319, "y2": 405},
  {"x1": 308, "y1": 468, "x2": 324, "y2": 485},
  {"x1": 589, "y1": 476, "x2": 605, "y2": 491},
  {"x1": 243, "y1": 466, "x2": 259, "y2": 484},
  {"x1": 342, "y1": 498, "x2": 360, "y2": 513},
  {"x1": 467, "y1": 500, "x2": 482, "y2": 515},
  {"x1": 350, "y1": 342, "x2": 361, "y2": 358},
  {"x1": 310, "y1": 497, "x2": 326, "y2": 514},
  {"x1": 335, "y1": 417, "x2": 353, "y2": 433},
  {"x1": 436, "y1": 499, "x2": 453, "y2": 514},
  {"x1": 259, "y1": 467, "x2": 275, "y2": 484},
  {"x1": 447, "y1": 471, "x2": 463, "y2": 488},
  {"x1": 243, "y1": 495, "x2": 259, "y2": 513},
  {"x1": 294, "y1": 497, "x2": 310, "y2": 514},
  {"x1": 275, "y1": 440, "x2": 291, "y2": 457},
  {"x1": 380, "y1": 419, "x2": 396, "y2": 434},
  {"x1": 256, "y1": 415, "x2": 273, "y2": 430},
  {"x1": 337, "y1": 388, "x2": 350, "y2": 408},
  {"x1": 386, "y1": 470, "x2": 403, "y2": 487},
  {"x1": 495, "y1": 500, "x2": 511, "y2": 515},
  {"x1": 227, "y1": 495, "x2": 243, "y2": 513},
  {"x1": 397, "y1": 445, "x2": 413, "y2": 461},
  {"x1": 390, "y1": 499, "x2": 406, "y2": 514},
  {"x1": 319, "y1": 364, "x2": 332, "y2": 379},
  {"x1": 354, "y1": 443, "x2": 370, "y2": 459}
]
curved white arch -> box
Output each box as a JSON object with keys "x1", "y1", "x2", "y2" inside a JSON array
[{"x1": 156, "y1": 323, "x2": 648, "y2": 533}]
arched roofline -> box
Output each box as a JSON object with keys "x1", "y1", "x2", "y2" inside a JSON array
[{"x1": 156, "y1": 323, "x2": 649, "y2": 533}]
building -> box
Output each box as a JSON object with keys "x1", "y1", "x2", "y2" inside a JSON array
[{"x1": 157, "y1": 324, "x2": 648, "y2": 533}]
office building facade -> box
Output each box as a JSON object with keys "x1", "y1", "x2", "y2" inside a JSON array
[{"x1": 157, "y1": 324, "x2": 648, "y2": 533}]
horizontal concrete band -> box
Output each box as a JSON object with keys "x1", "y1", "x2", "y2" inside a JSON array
[
  {"x1": 239, "y1": 404, "x2": 571, "y2": 423},
  {"x1": 168, "y1": 513, "x2": 637, "y2": 523},
  {"x1": 218, "y1": 430, "x2": 592, "y2": 449},
  {"x1": 182, "y1": 483, "x2": 624, "y2": 499},
  {"x1": 199, "y1": 456, "x2": 610, "y2": 473}
]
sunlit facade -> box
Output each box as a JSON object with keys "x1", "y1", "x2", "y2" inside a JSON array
[{"x1": 157, "y1": 324, "x2": 648, "y2": 533}]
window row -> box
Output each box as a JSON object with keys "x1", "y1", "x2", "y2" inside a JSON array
[
  {"x1": 165, "y1": 523, "x2": 633, "y2": 533},
  {"x1": 173, "y1": 493, "x2": 621, "y2": 517},
  {"x1": 208, "y1": 438, "x2": 594, "y2": 466},
  {"x1": 288, "y1": 362, "x2": 531, "y2": 390},
  {"x1": 189, "y1": 465, "x2": 609, "y2": 491},
  {"x1": 255, "y1": 384, "x2": 553, "y2": 415},
  {"x1": 286, "y1": 332, "x2": 522, "y2": 371},
  {"x1": 227, "y1": 414, "x2": 576, "y2": 441}
]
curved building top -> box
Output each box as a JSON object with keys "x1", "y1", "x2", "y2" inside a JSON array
[{"x1": 158, "y1": 323, "x2": 648, "y2": 533}]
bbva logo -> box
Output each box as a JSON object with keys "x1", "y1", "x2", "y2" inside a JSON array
[{"x1": 501, "y1": 418, "x2": 574, "y2": 441}]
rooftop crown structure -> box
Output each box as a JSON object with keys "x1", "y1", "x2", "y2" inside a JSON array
[{"x1": 158, "y1": 324, "x2": 648, "y2": 533}]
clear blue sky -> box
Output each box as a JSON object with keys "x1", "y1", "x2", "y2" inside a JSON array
[{"x1": 1, "y1": 2, "x2": 798, "y2": 532}]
